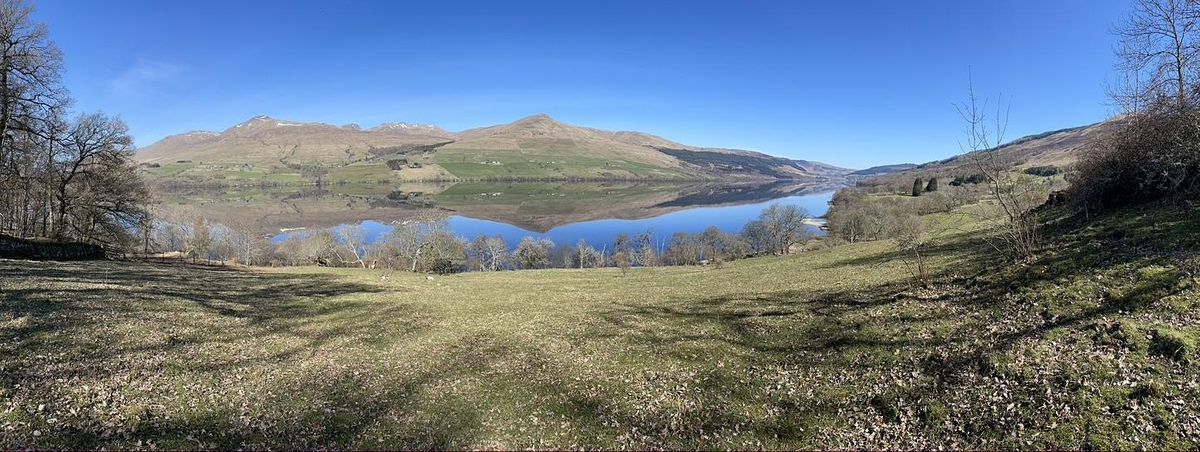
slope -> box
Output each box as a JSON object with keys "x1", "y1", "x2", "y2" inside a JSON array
[
  {"x1": 4, "y1": 200, "x2": 1196, "y2": 448},
  {"x1": 137, "y1": 114, "x2": 851, "y2": 184},
  {"x1": 856, "y1": 118, "x2": 1121, "y2": 191}
]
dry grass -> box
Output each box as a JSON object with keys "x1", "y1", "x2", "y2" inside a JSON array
[{"x1": 1, "y1": 206, "x2": 1198, "y2": 448}]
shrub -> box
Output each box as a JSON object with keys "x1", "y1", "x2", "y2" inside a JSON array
[
  {"x1": 949, "y1": 173, "x2": 987, "y2": 186},
  {"x1": 1071, "y1": 107, "x2": 1200, "y2": 212},
  {"x1": 1023, "y1": 165, "x2": 1059, "y2": 177},
  {"x1": 426, "y1": 257, "x2": 458, "y2": 274},
  {"x1": 912, "y1": 178, "x2": 924, "y2": 197},
  {"x1": 386, "y1": 159, "x2": 407, "y2": 170}
]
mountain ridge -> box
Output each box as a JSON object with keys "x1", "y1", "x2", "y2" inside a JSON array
[{"x1": 137, "y1": 114, "x2": 852, "y2": 183}]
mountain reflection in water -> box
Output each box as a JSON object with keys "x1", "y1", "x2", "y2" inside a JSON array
[{"x1": 159, "y1": 180, "x2": 842, "y2": 248}]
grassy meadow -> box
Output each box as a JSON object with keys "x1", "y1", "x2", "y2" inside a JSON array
[{"x1": 2, "y1": 204, "x2": 1199, "y2": 449}]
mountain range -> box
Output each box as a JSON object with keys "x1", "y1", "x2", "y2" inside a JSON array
[{"x1": 136, "y1": 114, "x2": 851, "y2": 183}]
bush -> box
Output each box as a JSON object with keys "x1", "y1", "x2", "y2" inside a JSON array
[
  {"x1": 426, "y1": 257, "x2": 458, "y2": 274},
  {"x1": 949, "y1": 174, "x2": 987, "y2": 186},
  {"x1": 386, "y1": 159, "x2": 407, "y2": 170},
  {"x1": 1023, "y1": 165, "x2": 1059, "y2": 177},
  {"x1": 1071, "y1": 107, "x2": 1200, "y2": 211}
]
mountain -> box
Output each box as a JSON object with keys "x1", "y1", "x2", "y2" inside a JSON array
[
  {"x1": 849, "y1": 163, "x2": 919, "y2": 177},
  {"x1": 853, "y1": 118, "x2": 1121, "y2": 190},
  {"x1": 137, "y1": 115, "x2": 453, "y2": 166},
  {"x1": 136, "y1": 114, "x2": 851, "y2": 183}
]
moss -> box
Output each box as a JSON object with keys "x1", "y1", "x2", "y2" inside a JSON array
[
  {"x1": 1093, "y1": 320, "x2": 1148, "y2": 352},
  {"x1": 1131, "y1": 379, "x2": 1167, "y2": 400},
  {"x1": 1160, "y1": 291, "x2": 1199, "y2": 313},
  {"x1": 1150, "y1": 328, "x2": 1197, "y2": 363},
  {"x1": 1150, "y1": 404, "x2": 1177, "y2": 431},
  {"x1": 918, "y1": 400, "x2": 949, "y2": 425}
]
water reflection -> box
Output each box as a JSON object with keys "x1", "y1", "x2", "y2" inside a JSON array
[{"x1": 160, "y1": 180, "x2": 841, "y2": 248}]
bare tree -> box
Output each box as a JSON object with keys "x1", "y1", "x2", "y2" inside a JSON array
[
  {"x1": 574, "y1": 240, "x2": 603, "y2": 269},
  {"x1": 893, "y1": 214, "x2": 931, "y2": 287},
  {"x1": 613, "y1": 233, "x2": 632, "y2": 275},
  {"x1": 384, "y1": 212, "x2": 449, "y2": 272},
  {"x1": 335, "y1": 224, "x2": 369, "y2": 268},
  {"x1": 52, "y1": 113, "x2": 144, "y2": 242},
  {"x1": 468, "y1": 235, "x2": 509, "y2": 271},
  {"x1": 514, "y1": 236, "x2": 554, "y2": 269},
  {"x1": 757, "y1": 203, "x2": 810, "y2": 255},
  {"x1": 0, "y1": 0, "x2": 66, "y2": 178},
  {"x1": 1114, "y1": 0, "x2": 1200, "y2": 110},
  {"x1": 187, "y1": 217, "x2": 212, "y2": 263},
  {"x1": 956, "y1": 75, "x2": 1046, "y2": 261},
  {"x1": 632, "y1": 231, "x2": 657, "y2": 267}
]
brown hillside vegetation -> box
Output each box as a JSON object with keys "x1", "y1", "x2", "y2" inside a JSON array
[
  {"x1": 857, "y1": 119, "x2": 1121, "y2": 193},
  {"x1": 135, "y1": 114, "x2": 850, "y2": 183}
]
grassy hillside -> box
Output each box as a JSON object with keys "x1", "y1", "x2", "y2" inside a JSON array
[
  {"x1": 136, "y1": 115, "x2": 850, "y2": 184},
  {"x1": 2, "y1": 203, "x2": 1197, "y2": 448},
  {"x1": 857, "y1": 120, "x2": 1120, "y2": 193}
]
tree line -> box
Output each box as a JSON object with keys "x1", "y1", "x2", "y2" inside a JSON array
[
  {"x1": 146, "y1": 204, "x2": 816, "y2": 274},
  {"x1": 0, "y1": 0, "x2": 150, "y2": 248}
]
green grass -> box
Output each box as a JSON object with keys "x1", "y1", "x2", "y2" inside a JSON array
[
  {"x1": 142, "y1": 162, "x2": 306, "y2": 184},
  {"x1": 434, "y1": 149, "x2": 691, "y2": 179},
  {"x1": 326, "y1": 162, "x2": 397, "y2": 183},
  {"x1": 2, "y1": 204, "x2": 1198, "y2": 448}
]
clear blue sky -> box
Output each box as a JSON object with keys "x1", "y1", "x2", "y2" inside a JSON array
[{"x1": 34, "y1": 0, "x2": 1128, "y2": 169}]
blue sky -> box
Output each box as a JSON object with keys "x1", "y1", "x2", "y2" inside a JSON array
[{"x1": 35, "y1": 0, "x2": 1127, "y2": 169}]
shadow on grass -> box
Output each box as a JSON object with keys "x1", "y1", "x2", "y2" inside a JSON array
[
  {"x1": 1, "y1": 204, "x2": 1195, "y2": 448},
  {"x1": 0, "y1": 259, "x2": 401, "y2": 357},
  {"x1": 0, "y1": 258, "x2": 490, "y2": 448},
  {"x1": 578, "y1": 206, "x2": 1200, "y2": 446}
]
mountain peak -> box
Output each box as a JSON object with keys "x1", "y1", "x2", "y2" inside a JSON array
[
  {"x1": 372, "y1": 122, "x2": 441, "y2": 132},
  {"x1": 514, "y1": 113, "x2": 557, "y2": 124},
  {"x1": 226, "y1": 115, "x2": 316, "y2": 132}
]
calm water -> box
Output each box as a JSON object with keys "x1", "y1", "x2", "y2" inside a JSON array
[{"x1": 276, "y1": 190, "x2": 835, "y2": 249}]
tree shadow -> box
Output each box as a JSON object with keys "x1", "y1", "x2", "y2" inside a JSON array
[{"x1": 0, "y1": 258, "x2": 492, "y2": 449}]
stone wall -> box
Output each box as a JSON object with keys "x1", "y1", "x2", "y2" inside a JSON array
[{"x1": 0, "y1": 235, "x2": 106, "y2": 260}]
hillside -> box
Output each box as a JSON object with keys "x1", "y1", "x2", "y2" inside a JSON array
[
  {"x1": 137, "y1": 116, "x2": 455, "y2": 166},
  {"x1": 856, "y1": 119, "x2": 1120, "y2": 191},
  {"x1": 4, "y1": 200, "x2": 1197, "y2": 448},
  {"x1": 136, "y1": 114, "x2": 851, "y2": 183},
  {"x1": 849, "y1": 163, "x2": 919, "y2": 176}
]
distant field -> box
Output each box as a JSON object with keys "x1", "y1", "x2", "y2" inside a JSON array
[
  {"x1": 2, "y1": 205, "x2": 1198, "y2": 448},
  {"x1": 140, "y1": 150, "x2": 700, "y2": 185},
  {"x1": 142, "y1": 162, "x2": 307, "y2": 184},
  {"x1": 434, "y1": 149, "x2": 694, "y2": 180}
]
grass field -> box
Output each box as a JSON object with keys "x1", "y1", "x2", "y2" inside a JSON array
[
  {"x1": 142, "y1": 162, "x2": 307, "y2": 184},
  {"x1": 434, "y1": 149, "x2": 693, "y2": 180},
  {"x1": 2, "y1": 205, "x2": 1198, "y2": 448}
]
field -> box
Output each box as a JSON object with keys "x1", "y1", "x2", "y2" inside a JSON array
[
  {"x1": 2, "y1": 205, "x2": 1199, "y2": 448},
  {"x1": 434, "y1": 148, "x2": 694, "y2": 180}
]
